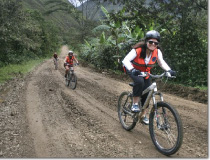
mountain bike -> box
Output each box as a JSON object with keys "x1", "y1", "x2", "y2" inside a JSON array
[
  {"x1": 118, "y1": 72, "x2": 183, "y2": 156},
  {"x1": 53, "y1": 58, "x2": 58, "y2": 70},
  {"x1": 65, "y1": 64, "x2": 78, "y2": 90}
]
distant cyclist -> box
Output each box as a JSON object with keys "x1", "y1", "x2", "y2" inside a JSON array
[
  {"x1": 53, "y1": 52, "x2": 58, "y2": 62},
  {"x1": 53, "y1": 52, "x2": 58, "y2": 69},
  {"x1": 64, "y1": 50, "x2": 79, "y2": 78}
]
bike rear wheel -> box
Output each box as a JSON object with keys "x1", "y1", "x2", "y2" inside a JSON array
[
  {"x1": 118, "y1": 91, "x2": 137, "y2": 131},
  {"x1": 69, "y1": 73, "x2": 77, "y2": 90},
  {"x1": 149, "y1": 102, "x2": 183, "y2": 155}
]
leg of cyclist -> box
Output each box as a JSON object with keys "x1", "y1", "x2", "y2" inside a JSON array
[
  {"x1": 127, "y1": 70, "x2": 145, "y2": 113},
  {"x1": 140, "y1": 77, "x2": 152, "y2": 124},
  {"x1": 64, "y1": 64, "x2": 70, "y2": 78}
]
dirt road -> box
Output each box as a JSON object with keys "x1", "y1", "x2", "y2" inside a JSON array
[{"x1": 0, "y1": 46, "x2": 208, "y2": 158}]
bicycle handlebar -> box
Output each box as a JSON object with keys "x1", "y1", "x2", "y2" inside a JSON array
[
  {"x1": 65, "y1": 63, "x2": 79, "y2": 66},
  {"x1": 138, "y1": 72, "x2": 176, "y2": 79}
]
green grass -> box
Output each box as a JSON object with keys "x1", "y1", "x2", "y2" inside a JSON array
[
  {"x1": 165, "y1": 80, "x2": 208, "y2": 91},
  {"x1": 194, "y1": 86, "x2": 208, "y2": 91},
  {"x1": 0, "y1": 58, "x2": 46, "y2": 84}
]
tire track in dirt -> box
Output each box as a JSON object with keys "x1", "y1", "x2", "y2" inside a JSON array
[{"x1": 26, "y1": 68, "x2": 51, "y2": 157}]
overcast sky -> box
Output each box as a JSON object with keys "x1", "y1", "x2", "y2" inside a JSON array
[{"x1": 68, "y1": 0, "x2": 86, "y2": 7}]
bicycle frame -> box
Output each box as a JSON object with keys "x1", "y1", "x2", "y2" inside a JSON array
[
  {"x1": 67, "y1": 64, "x2": 76, "y2": 76},
  {"x1": 142, "y1": 82, "x2": 163, "y2": 109},
  {"x1": 123, "y1": 72, "x2": 171, "y2": 120},
  {"x1": 66, "y1": 67, "x2": 74, "y2": 82},
  {"x1": 137, "y1": 81, "x2": 164, "y2": 120},
  {"x1": 69, "y1": 67, "x2": 74, "y2": 74}
]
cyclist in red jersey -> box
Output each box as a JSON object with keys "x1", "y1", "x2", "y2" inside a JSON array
[
  {"x1": 64, "y1": 50, "x2": 79, "y2": 78},
  {"x1": 53, "y1": 52, "x2": 58, "y2": 68},
  {"x1": 53, "y1": 52, "x2": 58, "y2": 62},
  {"x1": 53, "y1": 52, "x2": 58, "y2": 59}
]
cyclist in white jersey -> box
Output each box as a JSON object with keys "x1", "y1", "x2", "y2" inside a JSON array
[{"x1": 122, "y1": 30, "x2": 176, "y2": 124}]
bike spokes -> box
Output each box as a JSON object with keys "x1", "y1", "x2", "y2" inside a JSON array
[
  {"x1": 65, "y1": 73, "x2": 70, "y2": 86},
  {"x1": 149, "y1": 102, "x2": 183, "y2": 155},
  {"x1": 155, "y1": 110, "x2": 178, "y2": 147},
  {"x1": 69, "y1": 73, "x2": 77, "y2": 89},
  {"x1": 118, "y1": 92, "x2": 137, "y2": 131}
]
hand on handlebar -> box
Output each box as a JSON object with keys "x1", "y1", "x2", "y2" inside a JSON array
[
  {"x1": 65, "y1": 63, "x2": 72, "y2": 66},
  {"x1": 131, "y1": 69, "x2": 148, "y2": 77},
  {"x1": 131, "y1": 68, "x2": 141, "y2": 76},
  {"x1": 129, "y1": 68, "x2": 176, "y2": 79},
  {"x1": 166, "y1": 70, "x2": 176, "y2": 77}
]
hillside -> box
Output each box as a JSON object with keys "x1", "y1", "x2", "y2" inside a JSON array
[
  {"x1": 21, "y1": 0, "x2": 80, "y2": 35},
  {"x1": 77, "y1": 0, "x2": 123, "y2": 21}
]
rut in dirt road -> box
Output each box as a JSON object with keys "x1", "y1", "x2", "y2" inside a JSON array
[{"x1": 0, "y1": 45, "x2": 207, "y2": 158}]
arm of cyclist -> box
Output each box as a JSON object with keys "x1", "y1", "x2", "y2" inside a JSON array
[
  {"x1": 122, "y1": 49, "x2": 176, "y2": 77},
  {"x1": 122, "y1": 49, "x2": 136, "y2": 71},
  {"x1": 64, "y1": 57, "x2": 70, "y2": 66},
  {"x1": 64, "y1": 57, "x2": 67, "y2": 63},
  {"x1": 157, "y1": 50, "x2": 176, "y2": 77},
  {"x1": 73, "y1": 56, "x2": 79, "y2": 65},
  {"x1": 122, "y1": 49, "x2": 142, "y2": 76}
]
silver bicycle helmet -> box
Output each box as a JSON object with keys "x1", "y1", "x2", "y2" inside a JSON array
[{"x1": 145, "y1": 30, "x2": 161, "y2": 42}]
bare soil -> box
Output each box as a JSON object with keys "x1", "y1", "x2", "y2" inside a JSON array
[{"x1": 0, "y1": 45, "x2": 208, "y2": 158}]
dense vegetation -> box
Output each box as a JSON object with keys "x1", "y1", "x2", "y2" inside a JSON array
[
  {"x1": 79, "y1": 0, "x2": 207, "y2": 87},
  {"x1": 0, "y1": 0, "x2": 61, "y2": 67}
]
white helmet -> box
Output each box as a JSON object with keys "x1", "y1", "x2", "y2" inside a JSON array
[{"x1": 68, "y1": 50, "x2": 73, "y2": 55}]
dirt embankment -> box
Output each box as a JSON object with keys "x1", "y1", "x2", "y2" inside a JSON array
[
  {"x1": 81, "y1": 63, "x2": 208, "y2": 105},
  {"x1": 0, "y1": 45, "x2": 208, "y2": 158}
]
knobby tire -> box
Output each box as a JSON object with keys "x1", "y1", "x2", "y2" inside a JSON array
[
  {"x1": 69, "y1": 73, "x2": 77, "y2": 90},
  {"x1": 66, "y1": 73, "x2": 70, "y2": 87},
  {"x1": 118, "y1": 91, "x2": 137, "y2": 131},
  {"x1": 149, "y1": 101, "x2": 183, "y2": 156}
]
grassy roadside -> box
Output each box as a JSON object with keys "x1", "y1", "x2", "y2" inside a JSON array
[
  {"x1": 0, "y1": 46, "x2": 62, "y2": 85},
  {"x1": 0, "y1": 58, "x2": 46, "y2": 84}
]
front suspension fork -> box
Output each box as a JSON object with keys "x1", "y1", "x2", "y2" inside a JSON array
[{"x1": 152, "y1": 92, "x2": 163, "y2": 128}]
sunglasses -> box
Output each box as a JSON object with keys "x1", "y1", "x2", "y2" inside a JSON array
[{"x1": 148, "y1": 40, "x2": 159, "y2": 46}]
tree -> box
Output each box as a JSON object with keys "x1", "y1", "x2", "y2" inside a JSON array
[
  {"x1": 0, "y1": 0, "x2": 61, "y2": 66},
  {"x1": 94, "y1": 0, "x2": 208, "y2": 86}
]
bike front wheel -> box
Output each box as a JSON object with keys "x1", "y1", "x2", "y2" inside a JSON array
[
  {"x1": 149, "y1": 102, "x2": 183, "y2": 156},
  {"x1": 66, "y1": 73, "x2": 70, "y2": 86},
  {"x1": 69, "y1": 73, "x2": 77, "y2": 90},
  {"x1": 118, "y1": 91, "x2": 137, "y2": 131}
]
